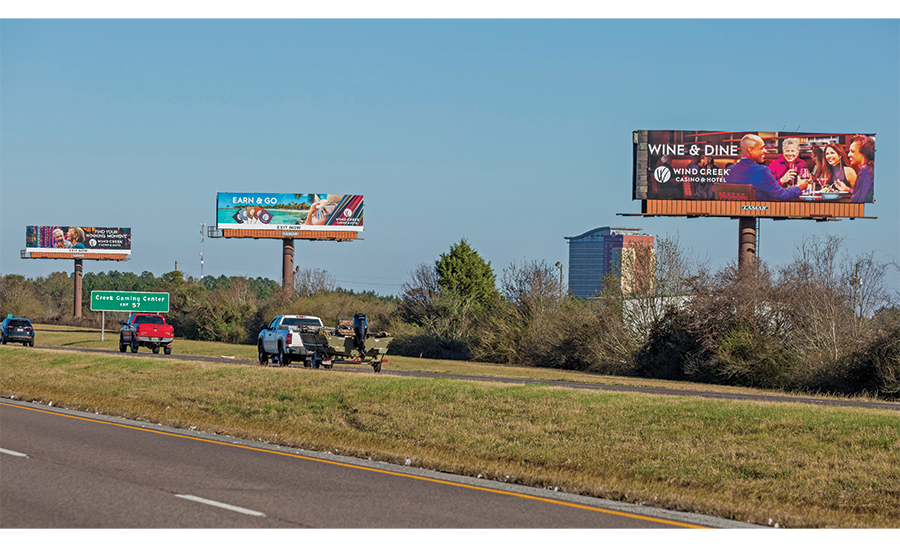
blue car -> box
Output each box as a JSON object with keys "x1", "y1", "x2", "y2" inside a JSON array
[{"x1": 1, "y1": 317, "x2": 35, "y2": 346}]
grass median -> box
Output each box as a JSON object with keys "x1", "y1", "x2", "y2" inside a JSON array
[
  {"x1": 2, "y1": 343, "x2": 898, "y2": 528},
  {"x1": 30, "y1": 324, "x2": 886, "y2": 401}
]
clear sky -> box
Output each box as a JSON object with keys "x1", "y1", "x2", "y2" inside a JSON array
[{"x1": 2, "y1": 16, "x2": 899, "y2": 297}]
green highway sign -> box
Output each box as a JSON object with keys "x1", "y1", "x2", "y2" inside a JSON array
[{"x1": 90, "y1": 291, "x2": 169, "y2": 313}]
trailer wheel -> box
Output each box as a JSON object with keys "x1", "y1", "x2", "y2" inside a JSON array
[{"x1": 373, "y1": 361, "x2": 382, "y2": 373}]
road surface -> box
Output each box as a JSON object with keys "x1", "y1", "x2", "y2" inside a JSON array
[{"x1": 0, "y1": 400, "x2": 751, "y2": 528}]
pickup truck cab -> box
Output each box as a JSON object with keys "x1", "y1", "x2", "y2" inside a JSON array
[
  {"x1": 258, "y1": 315, "x2": 324, "y2": 366},
  {"x1": 119, "y1": 313, "x2": 174, "y2": 355}
]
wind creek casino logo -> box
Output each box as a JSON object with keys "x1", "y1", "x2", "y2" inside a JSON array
[{"x1": 653, "y1": 165, "x2": 673, "y2": 184}]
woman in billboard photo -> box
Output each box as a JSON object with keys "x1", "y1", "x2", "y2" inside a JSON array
[
  {"x1": 848, "y1": 135, "x2": 875, "y2": 203},
  {"x1": 808, "y1": 146, "x2": 825, "y2": 192},
  {"x1": 66, "y1": 226, "x2": 86, "y2": 249},
  {"x1": 821, "y1": 143, "x2": 857, "y2": 192}
]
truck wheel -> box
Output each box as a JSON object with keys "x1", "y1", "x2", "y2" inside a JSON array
[
  {"x1": 164, "y1": 346, "x2": 172, "y2": 355},
  {"x1": 152, "y1": 346, "x2": 160, "y2": 354},
  {"x1": 29, "y1": 341, "x2": 34, "y2": 347},
  {"x1": 278, "y1": 346, "x2": 291, "y2": 367},
  {"x1": 131, "y1": 337, "x2": 139, "y2": 353},
  {"x1": 119, "y1": 338, "x2": 127, "y2": 353},
  {"x1": 258, "y1": 343, "x2": 268, "y2": 365},
  {"x1": 1, "y1": 335, "x2": 6, "y2": 345}
]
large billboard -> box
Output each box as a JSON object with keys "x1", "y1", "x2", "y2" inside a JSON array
[
  {"x1": 26, "y1": 226, "x2": 131, "y2": 257},
  {"x1": 216, "y1": 193, "x2": 364, "y2": 232},
  {"x1": 634, "y1": 130, "x2": 875, "y2": 204}
]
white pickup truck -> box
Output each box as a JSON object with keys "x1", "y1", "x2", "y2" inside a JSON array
[{"x1": 257, "y1": 315, "x2": 326, "y2": 367}]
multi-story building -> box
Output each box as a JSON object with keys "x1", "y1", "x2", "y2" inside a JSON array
[{"x1": 564, "y1": 227, "x2": 655, "y2": 298}]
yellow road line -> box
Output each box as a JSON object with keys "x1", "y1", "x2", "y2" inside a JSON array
[{"x1": 2, "y1": 401, "x2": 707, "y2": 528}]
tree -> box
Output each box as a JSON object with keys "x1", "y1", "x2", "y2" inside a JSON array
[
  {"x1": 294, "y1": 268, "x2": 336, "y2": 298},
  {"x1": 0, "y1": 274, "x2": 43, "y2": 319},
  {"x1": 435, "y1": 239, "x2": 498, "y2": 310},
  {"x1": 32, "y1": 271, "x2": 73, "y2": 316}
]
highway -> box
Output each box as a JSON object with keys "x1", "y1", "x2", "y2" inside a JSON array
[{"x1": 0, "y1": 400, "x2": 751, "y2": 529}]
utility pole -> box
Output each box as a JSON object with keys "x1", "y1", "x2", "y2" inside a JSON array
[
  {"x1": 555, "y1": 261, "x2": 564, "y2": 295},
  {"x1": 200, "y1": 223, "x2": 205, "y2": 280}
]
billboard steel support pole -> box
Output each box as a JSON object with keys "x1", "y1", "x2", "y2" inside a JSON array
[
  {"x1": 73, "y1": 259, "x2": 83, "y2": 318},
  {"x1": 282, "y1": 238, "x2": 294, "y2": 293},
  {"x1": 738, "y1": 217, "x2": 756, "y2": 274}
]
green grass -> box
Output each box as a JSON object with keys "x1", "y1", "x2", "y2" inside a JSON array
[
  {"x1": 29, "y1": 324, "x2": 885, "y2": 401},
  {"x1": 34, "y1": 324, "x2": 258, "y2": 360},
  {"x1": 2, "y1": 343, "x2": 898, "y2": 528}
]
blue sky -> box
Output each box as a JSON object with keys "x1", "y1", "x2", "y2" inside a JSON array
[{"x1": 2, "y1": 18, "x2": 899, "y2": 296}]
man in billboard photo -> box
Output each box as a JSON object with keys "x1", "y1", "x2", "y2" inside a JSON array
[
  {"x1": 725, "y1": 134, "x2": 809, "y2": 201},
  {"x1": 848, "y1": 135, "x2": 875, "y2": 203},
  {"x1": 768, "y1": 138, "x2": 808, "y2": 188},
  {"x1": 53, "y1": 227, "x2": 70, "y2": 248}
]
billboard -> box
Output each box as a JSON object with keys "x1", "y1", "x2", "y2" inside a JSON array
[
  {"x1": 216, "y1": 193, "x2": 364, "y2": 232},
  {"x1": 26, "y1": 226, "x2": 131, "y2": 257},
  {"x1": 634, "y1": 130, "x2": 875, "y2": 204}
]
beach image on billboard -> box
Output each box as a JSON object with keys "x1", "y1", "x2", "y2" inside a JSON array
[
  {"x1": 216, "y1": 193, "x2": 364, "y2": 232},
  {"x1": 634, "y1": 130, "x2": 875, "y2": 204},
  {"x1": 26, "y1": 226, "x2": 132, "y2": 256}
]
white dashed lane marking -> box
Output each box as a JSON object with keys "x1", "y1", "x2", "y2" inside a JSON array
[
  {"x1": 174, "y1": 494, "x2": 267, "y2": 517},
  {"x1": 0, "y1": 448, "x2": 29, "y2": 458}
]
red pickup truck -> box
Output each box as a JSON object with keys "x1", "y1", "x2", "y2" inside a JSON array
[{"x1": 119, "y1": 313, "x2": 174, "y2": 355}]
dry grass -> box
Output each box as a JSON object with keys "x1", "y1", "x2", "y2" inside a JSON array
[{"x1": 2, "y1": 345, "x2": 898, "y2": 528}]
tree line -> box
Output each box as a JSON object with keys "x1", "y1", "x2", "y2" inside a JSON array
[{"x1": 2, "y1": 235, "x2": 897, "y2": 400}]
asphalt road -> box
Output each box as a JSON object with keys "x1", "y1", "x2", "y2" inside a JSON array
[{"x1": 0, "y1": 400, "x2": 751, "y2": 529}]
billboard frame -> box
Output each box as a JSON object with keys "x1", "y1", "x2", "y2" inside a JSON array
[
  {"x1": 210, "y1": 192, "x2": 363, "y2": 292},
  {"x1": 20, "y1": 226, "x2": 131, "y2": 319},
  {"x1": 631, "y1": 130, "x2": 876, "y2": 221}
]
